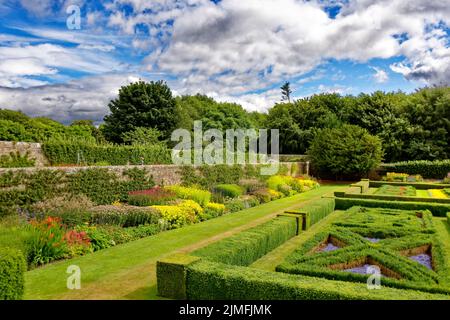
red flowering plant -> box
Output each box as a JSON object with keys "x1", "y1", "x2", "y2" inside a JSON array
[
  {"x1": 64, "y1": 229, "x2": 93, "y2": 257},
  {"x1": 26, "y1": 217, "x2": 69, "y2": 266},
  {"x1": 26, "y1": 216, "x2": 93, "y2": 266},
  {"x1": 128, "y1": 186, "x2": 177, "y2": 206}
]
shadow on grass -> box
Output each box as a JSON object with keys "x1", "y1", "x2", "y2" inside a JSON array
[{"x1": 124, "y1": 284, "x2": 170, "y2": 300}]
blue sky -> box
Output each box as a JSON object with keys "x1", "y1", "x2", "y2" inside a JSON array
[{"x1": 0, "y1": 0, "x2": 448, "y2": 123}]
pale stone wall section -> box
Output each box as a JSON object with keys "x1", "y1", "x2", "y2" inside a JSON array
[{"x1": 0, "y1": 141, "x2": 49, "y2": 166}]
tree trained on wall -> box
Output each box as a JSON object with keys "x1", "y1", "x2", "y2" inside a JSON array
[{"x1": 102, "y1": 80, "x2": 177, "y2": 143}]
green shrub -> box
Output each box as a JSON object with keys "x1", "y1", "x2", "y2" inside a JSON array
[
  {"x1": 88, "y1": 205, "x2": 161, "y2": 227},
  {"x1": 128, "y1": 187, "x2": 176, "y2": 206},
  {"x1": 0, "y1": 248, "x2": 26, "y2": 300},
  {"x1": 214, "y1": 184, "x2": 244, "y2": 199},
  {"x1": 165, "y1": 186, "x2": 211, "y2": 207},
  {"x1": 204, "y1": 202, "x2": 226, "y2": 218},
  {"x1": 151, "y1": 205, "x2": 193, "y2": 229},
  {"x1": 193, "y1": 216, "x2": 298, "y2": 266},
  {"x1": 127, "y1": 194, "x2": 154, "y2": 206},
  {"x1": 224, "y1": 198, "x2": 246, "y2": 213},
  {"x1": 381, "y1": 160, "x2": 450, "y2": 179},
  {"x1": 307, "y1": 124, "x2": 383, "y2": 179},
  {"x1": 447, "y1": 212, "x2": 450, "y2": 225}
]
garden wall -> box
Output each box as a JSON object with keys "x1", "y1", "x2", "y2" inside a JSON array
[
  {"x1": 0, "y1": 141, "x2": 48, "y2": 166},
  {"x1": 0, "y1": 162, "x2": 304, "y2": 186}
]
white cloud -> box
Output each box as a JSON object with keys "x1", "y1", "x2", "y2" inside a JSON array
[
  {"x1": 0, "y1": 43, "x2": 129, "y2": 88},
  {"x1": 142, "y1": 0, "x2": 450, "y2": 94},
  {"x1": 0, "y1": 0, "x2": 449, "y2": 119},
  {"x1": 0, "y1": 74, "x2": 146, "y2": 123},
  {"x1": 371, "y1": 67, "x2": 389, "y2": 83}
]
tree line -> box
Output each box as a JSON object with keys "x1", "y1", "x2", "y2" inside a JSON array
[{"x1": 1, "y1": 80, "x2": 449, "y2": 163}]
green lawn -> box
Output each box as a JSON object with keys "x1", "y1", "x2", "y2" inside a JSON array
[
  {"x1": 416, "y1": 190, "x2": 430, "y2": 198},
  {"x1": 250, "y1": 210, "x2": 346, "y2": 271},
  {"x1": 24, "y1": 185, "x2": 346, "y2": 300}
]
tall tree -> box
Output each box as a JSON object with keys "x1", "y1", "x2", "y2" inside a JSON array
[
  {"x1": 280, "y1": 81, "x2": 292, "y2": 103},
  {"x1": 102, "y1": 80, "x2": 177, "y2": 143}
]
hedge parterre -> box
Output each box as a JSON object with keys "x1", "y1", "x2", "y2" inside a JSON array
[{"x1": 276, "y1": 206, "x2": 449, "y2": 295}]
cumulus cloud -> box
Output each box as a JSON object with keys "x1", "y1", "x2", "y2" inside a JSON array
[
  {"x1": 142, "y1": 0, "x2": 450, "y2": 92},
  {"x1": 0, "y1": 0, "x2": 449, "y2": 121},
  {"x1": 371, "y1": 67, "x2": 389, "y2": 83},
  {"x1": 0, "y1": 74, "x2": 146, "y2": 124}
]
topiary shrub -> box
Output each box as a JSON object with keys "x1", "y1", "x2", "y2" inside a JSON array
[
  {"x1": 307, "y1": 125, "x2": 383, "y2": 180},
  {"x1": 0, "y1": 248, "x2": 26, "y2": 300}
]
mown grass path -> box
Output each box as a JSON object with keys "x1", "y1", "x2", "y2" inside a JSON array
[{"x1": 24, "y1": 185, "x2": 346, "y2": 300}]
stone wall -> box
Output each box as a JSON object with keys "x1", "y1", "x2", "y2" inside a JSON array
[
  {"x1": 0, "y1": 162, "x2": 308, "y2": 186},
  {"x1": 0, "y1": 141, "x2": 49, "y2": 166}
]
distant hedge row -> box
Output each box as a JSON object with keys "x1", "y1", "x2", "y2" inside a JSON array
[
  {"x1": 335, "y1": 197, "x2": 450, "y2": 217},
  {"x1": 380, "y1": 160, "x2": 450, "y2": 179},
  {"x1": 42, "y1": 141, "x2": 172, "y2": 166}
]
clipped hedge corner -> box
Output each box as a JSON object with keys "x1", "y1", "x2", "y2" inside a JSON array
[
  {"x1": 156, "y1": 253, "x2": 200, "y2": 300},
  {"x1": 0, "y1": 248, "x2": 26, "y2": 300}
]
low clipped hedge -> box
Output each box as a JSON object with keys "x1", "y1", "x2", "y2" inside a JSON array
[
  {"x1": 42, "y1": 140, "x2": 171, "y2": 165},
  {"x1": 285, "y1": 197, "x2": 335, "y2": 230},
  {"x1": 165, "y1": 186, "x2": 211, "y2": 207},
  {"x1": 186, "y1": 260, "x2": 450, "y2": 300},
  {"x1": 192, "y1": 216, "x2": 298, "y2": 266},
  {"x1": 380, "y1": 160, "x2": 450, "y2": 179},
  {"x1": 0, "y1": 248, "x2": 26, "y2": 300},
  {"x1": 339, "y1": 192, "x2": 450, "y2": 204},
  {"x1": 335, "y1": 197, "x2": 450, "y2": 217},
  {"x1": 369, "y1": 180, "x2": 450, "y2": 190},
  {"x1": 351, "y1": 179, "x2": 369, "y2": 193}
]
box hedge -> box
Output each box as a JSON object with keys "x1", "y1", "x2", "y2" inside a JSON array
[
  {"x1": 156, "y1": 254, "x2": 200, "y2": 300},
  {"x1": 339, "y1": 192, "x2": 450, "y2": 204},
  {"x1": 380, "y1": 160, "x2": 450, "y2": 179},
  {"x1": 185, "y1": 260, "x2": 450, "y2": 300},
  {"x1": 192, "y1": 216, "x2": 298, "y2": 266},
  {"x1": 335, "y1": 197, "x2": 450, "y2": 217},
  {"x1": 0, "y1": 248, "x2": 26, "y2": 300},
  {"x1": 369, "y1": 180, "x2": 450, "y2": 190},
  {"x1": 42, "y1": 140, "x2": 171, "y2": 166},
  {"x1": 285, "y1": 197, "x2": 335, "y2": 230}
]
